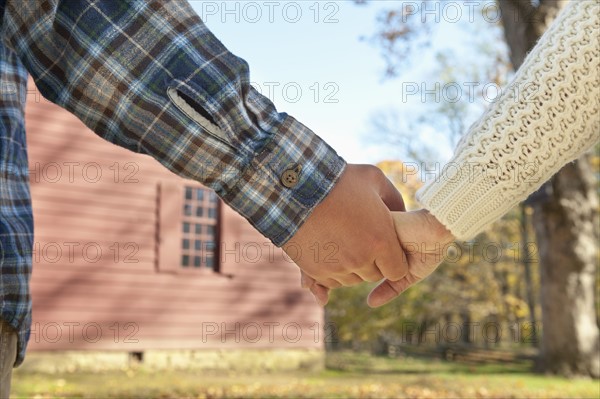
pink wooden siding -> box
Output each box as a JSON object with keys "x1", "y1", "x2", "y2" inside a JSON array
[{"x1": 24, "y1": 79, "x2": 324, "y2": 352}]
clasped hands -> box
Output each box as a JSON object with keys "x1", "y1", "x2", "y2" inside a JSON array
[{"x1": 283, "y1": 164, "x2": 455, "y2": 308}]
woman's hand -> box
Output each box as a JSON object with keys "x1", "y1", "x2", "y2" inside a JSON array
[{"x1": 367, "y1": 209, "x2": 455, "y2": 307}]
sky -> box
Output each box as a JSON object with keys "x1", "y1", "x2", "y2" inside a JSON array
[{"x1": 188, "y1": 1, "x2": 506, "y2": 164}]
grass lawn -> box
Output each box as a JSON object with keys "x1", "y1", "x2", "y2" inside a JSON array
[{"x1": 11, "y1": 351, "x2": 600, "y2": 398}]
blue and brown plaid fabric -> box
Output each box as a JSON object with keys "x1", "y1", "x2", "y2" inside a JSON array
[
  {"x1": 0, "y1": 38, "x2": 33, "y2": 368},
  {"x1": 0, "y1": 0, "x2": 345, "y2": 366}
]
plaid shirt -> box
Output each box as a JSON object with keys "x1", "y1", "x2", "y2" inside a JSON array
[{"x1": 0, "y1": 0, "x2": 345, "y2": 366}]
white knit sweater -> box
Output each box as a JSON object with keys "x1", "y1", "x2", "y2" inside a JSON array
[{"x1": 416, "y1": 0, "x2": 600, "y2": 240}]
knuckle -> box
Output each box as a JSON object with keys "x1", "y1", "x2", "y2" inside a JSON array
[
  {"x1": 325, "y1": 279, "x2": 342, "y2": 289},
  {"x1": 371, "y1": 235, "x2": 390, "y2": 253},
  {"x1": 326, "y1": 263, "x2": 345, "y2": 275},
  {"x1": 365, "y1": 164, "x2": 385, "y2": 181}
]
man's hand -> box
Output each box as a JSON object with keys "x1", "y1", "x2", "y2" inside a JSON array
[
  {"x1": 285, "y1": 164, "x2": 407, "y2": 304},
  {"x1": 367, "y1": 209, "x2": 455, "y2": 307}
]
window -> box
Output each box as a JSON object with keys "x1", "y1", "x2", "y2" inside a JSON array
[{"x1": 181, "y1": 186, "x2": 220, "y2": 271}]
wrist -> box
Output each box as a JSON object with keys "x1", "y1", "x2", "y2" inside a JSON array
[{"x1": 421, "y1": 209, "x2": 455, "y2": 244}]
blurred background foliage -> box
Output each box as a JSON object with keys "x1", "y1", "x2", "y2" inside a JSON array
[{"x1": 327, "y1": 0, "x2": 600, "y2": 380}]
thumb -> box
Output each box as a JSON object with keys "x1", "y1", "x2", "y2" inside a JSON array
[{"x1": 367, "y1": 274, "x2": 419, "y2": 307}]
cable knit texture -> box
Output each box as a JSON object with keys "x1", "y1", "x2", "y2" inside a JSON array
[{"x1": 416, "y1": 0, "x2": 600, "y2": 240}]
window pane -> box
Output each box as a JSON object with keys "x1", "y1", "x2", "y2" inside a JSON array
[{"x1": 181, "y1": 186, "x2": 220, "y2": 271}]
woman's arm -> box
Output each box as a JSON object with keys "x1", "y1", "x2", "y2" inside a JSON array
[
  {"x1": 417, "y1": 0, "x2": 600, "y2": 240},
  {"x1": 368, "y1": 0, "x2": 599, "y2": 307}
]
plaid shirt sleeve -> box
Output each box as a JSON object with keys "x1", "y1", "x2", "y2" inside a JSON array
[{"x1": 1, "y1": 0, "x2": 346, "y2": 246}]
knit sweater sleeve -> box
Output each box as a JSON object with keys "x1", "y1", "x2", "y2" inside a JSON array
[{"x1": 416, "y1": 0, "x2": 600, "y2": 240}]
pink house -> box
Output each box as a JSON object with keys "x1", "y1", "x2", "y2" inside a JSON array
[{"x1": 24, "y1": 79, "x2": 323, "y2": 354}]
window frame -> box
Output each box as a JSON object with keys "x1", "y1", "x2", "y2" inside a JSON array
[{"x1": 157, "y1": 181, "x2": 221, "y2": 275}]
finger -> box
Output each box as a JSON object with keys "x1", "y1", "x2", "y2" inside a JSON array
[
  {"x1": 310, "y1": 283, "x2": 330, "y2": 307},
  {"x1": 367, "y1": 275, "x2": 419, "y2": 307},
  {"x1": 374, "y1": 243, "x2": 408, "y2": 282},
  {"x1": 301, "y1": 272, "x2": 330, "y2": 306},
  {"x1": 300, "y1": 270, "x2": 342, "y2": 291},
  {"x1": 319, "y1": 278, "x2": 343, "y2": 289},
  {"x1": 379, "y1": 175, "x2": 406, "y2": 212},
  {"x1": 355, "y1": 268, "x2": 385, "y2": 282},
  {"x1": 300, "y1": 271, "x2": 315, "y2": 289},
  {"x1": 336, "y1": 273, "x2": 364, "y2": 287}
]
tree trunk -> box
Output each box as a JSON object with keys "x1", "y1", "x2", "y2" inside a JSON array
[
  {"x1": 499, "y1": 0, "x2": 600, "y2": 377},
  {"x1": 532, "y1": 158, "x2": 599, "y2": 377},
  {"x1": 521, "y1": 205, "x2": 538, "y2": 346}
]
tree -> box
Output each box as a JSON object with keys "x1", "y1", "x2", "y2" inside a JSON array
[
  {"x1": 499, "y1": 0, "x2": 599, "y2": 378},
  {"x1": 366, "y1": 0, "x2": 599, "y2": 377}
]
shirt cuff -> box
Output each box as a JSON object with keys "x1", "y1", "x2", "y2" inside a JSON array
[{"x1": 220, "y1": 114, "x2": 346, "y2": 247}]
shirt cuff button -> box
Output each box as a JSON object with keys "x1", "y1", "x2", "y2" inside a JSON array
[{"x1": 281, "y1": 165, "x2": 302, "y2": 188}]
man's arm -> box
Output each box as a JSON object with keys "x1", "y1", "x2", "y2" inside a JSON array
[
  {"x1": 1, "y1": 0, "x2": 408, "y2": 286},
  {"x1": 1, "y1": 0, "x2": 344, "y2": 245}
]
